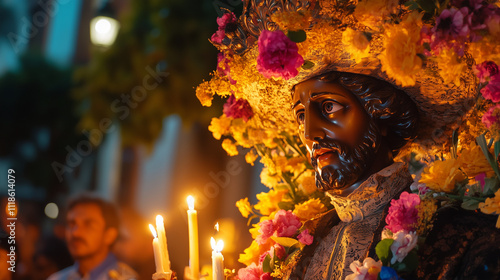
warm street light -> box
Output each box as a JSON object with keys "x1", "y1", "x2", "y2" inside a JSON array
[{"x1": 90, "y1": 1, "x2": 119, "y2": 47}]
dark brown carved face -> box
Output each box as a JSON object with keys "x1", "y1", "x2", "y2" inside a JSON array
[{"x1": 292, "y1": 78, "x2": 382, "y2": 194}]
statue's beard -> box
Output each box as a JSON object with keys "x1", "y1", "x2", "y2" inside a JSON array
[{"x1": 311, "y1": 120, "x2": 380, "y2": 192}]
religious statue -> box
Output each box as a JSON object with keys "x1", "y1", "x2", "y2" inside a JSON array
[{"x1": 197, "y1": 0, "x2": 500, "y2": 279}]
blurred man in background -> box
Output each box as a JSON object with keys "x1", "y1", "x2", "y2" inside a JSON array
[{"x1": 48, "y1": 194, "x2": 137, "y2": 280}]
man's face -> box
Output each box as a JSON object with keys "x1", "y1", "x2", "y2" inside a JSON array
[
  {"x1": 65, "y1": 203, "x2": 115, "y2": 260},
  {"x1": 292, "y1": 78, "x2": 380, "y2": 193}
]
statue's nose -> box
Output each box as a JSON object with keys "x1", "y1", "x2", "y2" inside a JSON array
[{"x1": 304, "y1": 109, "x2": 325, "y2": 142}]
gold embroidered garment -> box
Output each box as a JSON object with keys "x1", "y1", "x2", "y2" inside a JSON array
[{"x1": 301, "y1": 162, "x2": 412, "y2": 279}]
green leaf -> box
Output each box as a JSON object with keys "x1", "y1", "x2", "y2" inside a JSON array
[
  {"x1": 262, "y1": 254, "x2": 272, "y2": 273},
  {"x1": 398, "y1": 250, "x2": 418, "y2": 272},
  {"x1": 483, "y1": 177, "x2": 500, "y2": 195},
  {"x1": 287, "y1": 30, "x2": 307, "y2": 43},
  {"x1": 477, "y1": 134, "x2": 500, "y2": 179},
  {"x1": 271, "y1": 236, "x2": 300, "y2": 248},
  {"x1": 278, "y1": 201, "x2": 294, "y2": 211},
  {"x1": 375, "y1": 239, "x2": 394, "y2": 266},
  {"x1": 461, "y1": 198, "x2": 480, "y2": 210},
  {"x1": 495, "y1": 141, "x2": 500, "y2": 164},
  {"x1": 302, "y1": 60, "x2": 315, "y2": 69}
]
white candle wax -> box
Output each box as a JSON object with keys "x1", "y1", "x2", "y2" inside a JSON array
[
  {"x1": 187, "y1": 196, "x2": 200, "y2": 280},
  {"x1": 149, "y1": 224, "x2": 165, "y2": 274},
  {"x1": 211, "y1": 237, "x2": 224, "y2": 280},
  {"x1": 156, "y1": 215, "x2": 171, "y2": 272}
]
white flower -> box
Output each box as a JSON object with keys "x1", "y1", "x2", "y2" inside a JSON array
[
  {"x1": 346, "y1": 257, "x2": 382, "y2": 280},
  {"x1": 390, "y1": 231, "x2": 418, "y2": 264}
]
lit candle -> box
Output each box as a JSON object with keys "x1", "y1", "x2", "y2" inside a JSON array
[
  {"x1": 156, "y1": 215, "x2": 171, "y2": 272},
  {"x1": 211, "y1": 237, "x2": 224, "y2": 280},
  {"x1": 187, "y1": 196, "x2": 199, "y2": 280},
  {"x1": 149, "y1": 224, "x2": 165, "y2": 274}
]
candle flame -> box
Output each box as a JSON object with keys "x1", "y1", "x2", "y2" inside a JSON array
[
  {"x1": 214, "y1": 222, "x2": 219, "y2": 232},
  {"x1": 217, "y1": 239, "x2": 224, "y2": 252},
  {"x1": 149, "y1": 224, "x2": 157, "y2": 238},
  {"x1": 210, "y1": 237, "x2": 216, "y2": 250},
  {"x1": 156, "y1": 215, "x2": 164, "y2": 226},
  {"x1": 211, "y1": 237, "x2": 224, "y2": 252},
  {"x1": 187, "y1": 195, "x2": 195, "y2": 210}
]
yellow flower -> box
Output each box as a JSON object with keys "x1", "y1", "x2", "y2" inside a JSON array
[
  {"x1": 208, "y1": 115, "x2": 232, "y2": 140},
  {"x1": 195, "y1": 81, "x2": 214, "y2": 106},
  {"x1": 236, "y1": 198, "x2": 253, "y2": 218},
  {"x1": 297, "y1": 172, "x2": 318, "y2": 195},
  {"x1": 416, "y1": 198, "x2": 437, "y2": 235},
  {"x1": 260, "y1": 167, "x2": 282, "y2": 188},
  {"x1": 379, "y1": 12, "x2": 423, "y2": 87},
  {"x1": 245, "y1": 149, "x2": 259, "y2": 166},
  {"x1": 435, "y1": 48, "x2": 467, "y2": 86},
  {"x1": 479, "y1": 189, "x2": 500, "y2": 228},
  {"x1": 222, "y1": 138, "x2": 238, "y2": 156},
  {"x1": 293, "y1": 198, "x2": 327, "y2": 221},
  {"x1": 342, "y1": 28, "x2": 371, "y2": 63},
  {"x1": 458, "y1": 142, "x2": 495, "y2": 178},
  {"x1": 271, "y1": 10, "x2": 313, "y2": 31},
  {"x1": 254, "y1": 189, "x2": 288, "y2": 215},
  {"x1": 468, "y1": 36, "x2": 500, "y2": 66},
  {"x1": 238, "y1": 241, "x2": 263, "y2": 266},
  {"x1": 354, "y1": 0, "x2": 399, "y2": 29},
  {"x1": 420, "y1": 157, "x2": 466, "y2": 193}
]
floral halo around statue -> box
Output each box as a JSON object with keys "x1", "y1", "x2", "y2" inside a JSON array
[{"x1": 196, "y1": 0, "x2": 500, "y2": 279}]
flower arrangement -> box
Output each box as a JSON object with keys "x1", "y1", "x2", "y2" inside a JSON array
[{"x1": 198, "y1": 0, "x2": 500, "y2": 279}]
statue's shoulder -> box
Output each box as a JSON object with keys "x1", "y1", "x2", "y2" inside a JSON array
[{"x1": 411, "y1": 207, "x2": 500, "y2": 279}]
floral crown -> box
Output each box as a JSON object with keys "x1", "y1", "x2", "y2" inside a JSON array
[{"x1": 197, "y1": 0, "x2": 500, "y2": 156}]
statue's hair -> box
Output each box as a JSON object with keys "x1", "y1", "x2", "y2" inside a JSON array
[{"x1": 314, "y1": 71, "x2": 419, "y2": 155}]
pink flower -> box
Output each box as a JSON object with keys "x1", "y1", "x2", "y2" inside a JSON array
[
  {"x1": 256, "y1": 219, "x2": 275, "y2": 245},
  {"x1": 217, "y1": 12, "x2": 237, "y2": 29},
  {"x1": 211, "y1": 12, "x2": 237, "y2": 45},
  {"x1": 345, "y1": 257, "x2": 382, "y2": 280},
  {"x1": 389, "y1": 231, "x2": 418, "y2": 264},
  {"x1": 237, "y1": 263, "x2": 264, "y2": 280},
  {"x1": 475, "y1": 173, "x2": 486, "y2": 190},
  {"x1": 211, "y1": 29, "x2": 225, "y2": 44},
  {"x1": 260, "y1": 273, "x2": 273, "y2": 280},
  {"x1": 475, "y1": 61, "x2": 499, "y2": 83},
  {"x1": 217, "y1": 53, "x2": 236, "y2": 84},
  {"x1": 223, "y1": 94, "x2": 254, "y2": 121},
  {"x1": 480, "y1": 74, "x2": 500, "y2": 102},
  {"x1": 274, "y1": 210, "x2": 302, "y2": 237},
  {"x1": 259, "y1": 243, "x2": 287, "y2": 264},
  {"x1": 433, "y1": 7, "x2": 470, "y2": 39},
  {"x1": 256, "y1": 30, "x2": 304, "y2": 80},
  {"x1": 482, "y1": 104, "x2": 500, "y2": 129},
  {"x1": 385, "y1": 192, "x2": 420, "y2": 233},
  {"x1": 297, "y1": 229, "x2": 313, "y2": 245}
]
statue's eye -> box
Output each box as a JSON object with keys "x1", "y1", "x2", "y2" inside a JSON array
[
  {"x1": 322, "y1": 100, "x2": 343, "y2": 115},
  {"x1": 296, "y1": 111, "x2": 305, "y2": 124}
]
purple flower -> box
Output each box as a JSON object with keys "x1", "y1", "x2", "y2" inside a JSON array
[
  {"x1": 223, "y1": 94, "x2": 254, "y2": 121},
  {"x1": 475, "y1": 173, "x2": 486, "y2": 190},
  {"x1": 480, "y1": 74, "x2": 500, "y2": 102},
  {"x1": 475, "y1": 61, "x2": 499, "y2": 83},
  {"x1": 256, "y1": 30, "x2": 304, "y2": 80},
  {"x1": 482, "y1": 104, "x2": 500, "y2": 129},
  {"x1": 297, "y1": 229, "x2": 313, "y2": 245},
  {"x1": 385, "y1": 192, "x2": 420, "y2": 233},
  {"x1": 379, "y1": 266, "x2": 402, "y2": 280},
  {"x1": 433, "y1": 7, "x2": 470, "y2": 39}
]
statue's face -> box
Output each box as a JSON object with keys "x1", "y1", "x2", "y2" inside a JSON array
[{"x1": 292, "y1": 78, "x2": 381, "y2": 194}]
